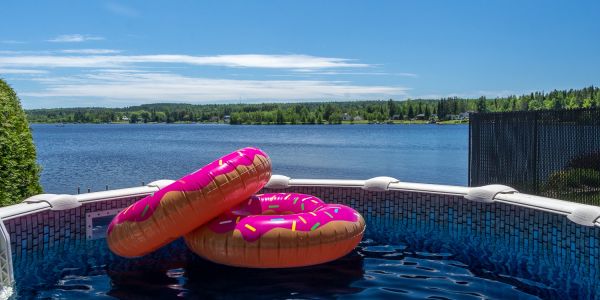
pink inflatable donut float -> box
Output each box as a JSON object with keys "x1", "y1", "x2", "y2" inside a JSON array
[
  {"x1": 184, "y1": 193, "x2": 365, "y2": 268},
  {"x1": 107, "y1": 147, "x2": 272, "y2": 257}
]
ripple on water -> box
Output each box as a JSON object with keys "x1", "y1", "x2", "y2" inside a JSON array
[{"x1": 12, "y1": 227, "x2": 571, "y2": 299}]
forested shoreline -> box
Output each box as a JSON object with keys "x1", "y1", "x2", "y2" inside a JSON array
[{"x1": 25, "y1": 86, "x2": 600, "y2": 125}]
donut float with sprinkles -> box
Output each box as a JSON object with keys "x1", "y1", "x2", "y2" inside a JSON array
[
  {"x1": 107, "y1": 147, "x2": 272, "y2": 257},
  {"x1": 184, "y1": 193, "x2": 365, "y2": 268}
]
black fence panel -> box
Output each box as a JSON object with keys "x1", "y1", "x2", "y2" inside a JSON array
[{"x1": 469, "y1": 108, "x2": 600, "y2": 205}]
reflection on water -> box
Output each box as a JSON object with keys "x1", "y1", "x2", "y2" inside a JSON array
[
  {"x1": 30, "y1": 124, "x2": 468, "y2": 194},
  {"x1": 13, "y1": 213, "x2": 589, "y2": 299}
]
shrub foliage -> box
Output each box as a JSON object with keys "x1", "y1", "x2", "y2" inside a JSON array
[
  {"x1": 546, "y1": 168, "x2": 600, "y2": 191},
  {"x1": 0, "y1": 79, "x2": 42, "y2": 206}
]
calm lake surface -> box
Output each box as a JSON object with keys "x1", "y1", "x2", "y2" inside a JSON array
[{"x1": 30, "y1": 124, "x2": 468, "y2": 194}]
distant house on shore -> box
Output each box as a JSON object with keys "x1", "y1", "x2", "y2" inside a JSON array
[
  {"x1": 342, "y1": 113, "x2": 352, "y2": 121},
  {"x1": 353, "y1": 115, "x2": 363, "y2": 121},
  {"x1": 447, "y1": 114, "x2": 460, "y2": 120},
  {"x1": 121, "y1": 116, "x2": 129, "y2": 121},
  {"x1": 392, "y1": 114, "x2": 402, "y2": 120},
  {"x1": 459, "y1": 111, "x2": 472, "y2": 120},
  {"x1": 415, "y1": 113, "x2": 426, "y2": 120},
  {"x1": 209, "y1": 116, "x2": 219, "y2": 122},
  {"x1": 223, "y1": 115, "x2": 231, "y2": 123}
]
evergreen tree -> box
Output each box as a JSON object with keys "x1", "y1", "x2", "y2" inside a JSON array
[
  {"x1": 0, "y1": 79, "x2": 42, "y2": 206},
  {"x1": 476, "y1": 96, "x2": 488, "y2": 113},
  {"x1": 387, "y1": 99, "x2": 396, "y2": 118},
  {"x1": 407, "y1": 104, "x2": 415, "y2": 119},
  {"x1": 129, "y1": 113, "x2": 140, "y2": 123},
  {"x1": 276, "y1": 109, "x2": 285, "y2": 124}
]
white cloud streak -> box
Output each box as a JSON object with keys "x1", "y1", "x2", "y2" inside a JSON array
[
  {"x1": 1, "y1": 40, "x2": 26, "y2": 44},
  {"x1": 3, "y1": 51, "x2": 408, "y2": 107},
  {"x1": 21, "y1": 71, "x2": 408, "y2": 103},
  {"x1": 0, "y1": 54, "x2": 369, "y2": 69},
  {"x1": 0, "y1": 68, "x2": 48, "y2": 74},
  {"x1": 292, "y1": 70, "x2": 418, "y2": 77},
  {"x1": 60, "y1": 49, "x2": 121, "y2": 54},
  {"x1": 47, "y1": 34, "x2": 105, "y2": 43}
]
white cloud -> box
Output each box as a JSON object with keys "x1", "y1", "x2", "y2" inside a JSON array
[
  {"x1": 47, "y1": 34, "x2": 104, "y2": 43},
  {"x1": 0, "y1": 68, "x2": 47, "y2": 74},
  {"x1": 3, "y1": 51, "x2": 408, "y2": 107},
  {"x1": 0, "y1": 54, "x2": 369, "y2": 69},
  {"x1": 21, "y1": 70, "x2": 408, "y2": 103},
  {"x1": 0, "y1": 50, "x2": 24, "y2": 55},
  {"x1": 60, "y1": 49, "x2": 121, "y2": 54},
  {"x1": 396, "y1": 73, "x2": 419, "y2": 78},
  {"x1": 291, "y1": 70, "x2": 418, "y2": 77},
  {"x1": 1, "y1": 40, "x2": 26, "y2": 44},
  {"x1": 0, "y1": 50, "x2": 54, "y2": 55}
]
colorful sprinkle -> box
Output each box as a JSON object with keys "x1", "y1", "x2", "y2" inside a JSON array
[
  {"x1": 219, "y1": 159, "x2": 223, "y2": 166},
  {"x1": 293, "y1": 197, "x2": 299, "y2": 205},
  {"x1": 301, "y1": 203, "x2": 305, "y2": 211},
  {"x1": 291, "y1": 220, "x2": 297, "y2": 231},
  {"x1": 247, "y1": 198, "x2": 253, "y2": 205},
  {"x1": 140, "y1": 204, "x2": 150, "y2": 218},
  {"x1": 310, "y1": 199, "x2": 319, "y2": 204},
  {"x1": 237, "y1": 151, "x2": 244, "y2": 156},
  {"x1": 324, "y1": 212, "x2": 334, "y2": 219},
  {"x1": 236, "y1": 216, "x2": 241, "y2": 223},
  {"x1": 268, "y1": 205, "x2": 279, "y2": 209},
  {"x1": 311, "y1": 222, "x2": 320, "y2": 231},
  {"x1": 309, "y1": 212, "x2": 317, "y2": 217},
  {"x1": 245, "y1": 224, "x2": 256, "y2": 232},
  {"x1": 219, "y1": 220, "x2": 232, "y2": 225},
  {"x1": 284, "y1": 194, "x2": 291, "y2": 200},
  {"x1": 270, "y1": 218, "x2": 286, "y2": 223},
  {"x1": 298, "y1": 216, "x2": 307, "y2": 224},
  {"x1": 334, "y1": 208, "x2": 339, "y2": 213}
]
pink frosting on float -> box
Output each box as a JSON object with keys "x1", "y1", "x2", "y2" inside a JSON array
[
  {"x1": 207, "y1": 193, "x2": 362, "y2": 242},
  {"x1": 107, "y1": 147, "x2": 269, "y2": 235}
]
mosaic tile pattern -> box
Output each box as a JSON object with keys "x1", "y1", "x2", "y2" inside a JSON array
[
  {"x1": 262, "y1": 186, "x2": 600, "y2": 276},
  {"x1": 2, "y1": 186, "x2": 599, "y2": 277},
  {"x1": 3, "y1": 196, "x2": 142, "y2": 257}
]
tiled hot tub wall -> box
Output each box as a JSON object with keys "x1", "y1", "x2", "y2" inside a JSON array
[
  {"x1": 3, "y1": 196, "x2": 142, "y2": 258},
  {"x1": 263, "y1": 186, "x2": 600, "y2": 262},
  {"x1": 3, "y1": 186, "x2": 600, "y2": 295},
  {"x1": 263, "y1": 186, "x2": 600, "y2": 297}
]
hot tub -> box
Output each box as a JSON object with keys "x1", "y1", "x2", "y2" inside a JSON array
[{"x1": 0, "y1": 176, "x2": 598, "y2": 299}]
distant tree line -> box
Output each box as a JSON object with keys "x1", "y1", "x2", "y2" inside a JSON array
[{"x1": 25, "y1": 86, "x2": 600, "y2": 125}]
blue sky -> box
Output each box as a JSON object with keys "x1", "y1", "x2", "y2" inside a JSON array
[{"x1": 1, "y1": 0, "x2": 599, "y2": 109}]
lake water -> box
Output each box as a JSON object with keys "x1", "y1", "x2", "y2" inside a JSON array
[
  {"x1": 20, "y1": 124, "x2": 588, "y2": 299},
  {"x1": 30, "y1": 124, "x2": 468, "y2": 194}
]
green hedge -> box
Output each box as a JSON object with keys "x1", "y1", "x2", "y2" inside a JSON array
[
  {"x1": 0, "y1": 79, "x2": 42, "y2": 206},
  {"x1": 546, "y1": 168, "x2": 600, "y2": 190}
]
